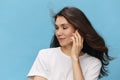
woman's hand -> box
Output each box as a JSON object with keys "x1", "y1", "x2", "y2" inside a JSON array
[
  {"x1": 71, "y1": 30, "x2": 84, "y2": 61},
  {"x1": 71, "y1": 31, "x2": 85, "y2": 80}
]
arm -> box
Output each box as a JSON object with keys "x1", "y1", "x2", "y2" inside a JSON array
[
  {"x1": 72, "y1": 58, "x2": 84, "y2": 80},
  {"x1": 33, "y1": 76, "x2": 47, "y2": 80},
  {"x1": 27, "y1": 50, "x2": 48, "y2": 80},
  {"x1": 70, "y1": 30, "x2": 85, "y2": 80},
  {"x1": 71, "y1": 31, "x2": 101, "y2": 80}
]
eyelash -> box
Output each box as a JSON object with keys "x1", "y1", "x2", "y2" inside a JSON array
[
  {"x1": 63, "y1": 26, "x2": 68, "y2": 29},
  {"x1": 54, "y1": 25, "x2": 68, "y2": 30}
]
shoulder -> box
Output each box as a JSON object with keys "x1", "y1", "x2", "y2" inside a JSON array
[
  {"x1": 81, "y1": 53, "x2": 102, "y2": 67},
  {"x1": 84, "y1": 53, "x2": 101, "y2": 62},
  {"x1": 36, "y1": 47, "x2": 58, "y2": 62},
  {"x1": 39, "y1": 47, "x2": 59, "y2": 54},
  {"x1": 81, "y1": 54, "x2": 102, "y2": 80},
  {"x1": 37, "y1": 47, "x2": 59, "y2": 57}
]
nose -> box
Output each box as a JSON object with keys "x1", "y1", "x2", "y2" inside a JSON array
[{"x1": 55, "y1": 29, "x2": 63, "y2": 36}]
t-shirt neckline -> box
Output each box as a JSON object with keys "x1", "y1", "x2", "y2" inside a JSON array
[{"x1": 58, "y1": 47, "x2": 86, "y2": 59}]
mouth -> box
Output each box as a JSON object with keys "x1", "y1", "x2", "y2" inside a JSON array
[{"x1": 58, "y1": 38, "x2": 65, "y2": 42}]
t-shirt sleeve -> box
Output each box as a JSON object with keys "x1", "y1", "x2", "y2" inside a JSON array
[
  {"x1": 27, "y1": 50, "x2": 49, "y2": 80},
  {"x1": 85, "y1": 59, "x2": 102, "y2": 80}
]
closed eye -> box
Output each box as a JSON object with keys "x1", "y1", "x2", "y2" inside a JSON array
[
  {"x1": 54, "y1": 24, "x2": 69, "y2": 30},
  {"x1": 62, "y1": 24, "x2": 68, "y2": 29}
]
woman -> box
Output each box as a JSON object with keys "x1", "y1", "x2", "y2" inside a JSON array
[{"x1": 27, "y1": 7, "x2": 112, "y2": 80}]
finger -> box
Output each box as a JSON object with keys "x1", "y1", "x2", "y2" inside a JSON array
[
  {"x1": 81, "y1": 37, "x2": 84, "y2": 48},
  {"x1": 76, "y1": 31, "x2": 83, "y2": 48},
  {"x1": 76, "y1": 31, "x2": 80, "y2": 41},
  {"x1": 71, "y1": 36, "x2": 76, "y2": 48},
  {"x1": 74, "y1": 32, "x2": 79, "y2": 47},
  {"x1": 76, "y1": 31, "x2": 81, "y2": 46},
  {"x1": 76, "y1": 30, "x2": 81, "y2": 41},
  {"x1": 74, "y1": 33, "x2": 78, "y2": 46},
  {"x1": 76, "y1": 31, "x2": 84, "y2": 42}
]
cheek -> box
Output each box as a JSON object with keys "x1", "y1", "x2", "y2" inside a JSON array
[{"x1": 66, "y1": 31, "x2": 74, "y2": 38}]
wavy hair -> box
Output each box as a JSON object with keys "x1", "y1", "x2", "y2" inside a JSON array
[{"x1": 50, "y1": 7, "x2": 113, "y2": 78}]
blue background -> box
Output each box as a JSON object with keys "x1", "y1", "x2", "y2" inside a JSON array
[{"x1": 0, "y1": 0, "x2": 119, "y2": 80}]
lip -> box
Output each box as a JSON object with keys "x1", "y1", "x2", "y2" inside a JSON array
[{"x1": 58, "y1": 38, "x2": 65, "y2": 42}]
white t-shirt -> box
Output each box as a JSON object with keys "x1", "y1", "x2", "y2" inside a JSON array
[{"x1": 27, "y1": 47, "x2": 102, "y2": 80}]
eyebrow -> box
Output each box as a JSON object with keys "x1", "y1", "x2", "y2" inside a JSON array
[{"x1": 55, "y1": 23, "x2": 69, "y2": 27}]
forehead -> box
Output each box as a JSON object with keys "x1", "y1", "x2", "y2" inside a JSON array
[{"x1": 55, "y1": 16, "x2": 69, "y2": 25}]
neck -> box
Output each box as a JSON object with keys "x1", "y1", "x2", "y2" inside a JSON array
[
  {"x1": 60, "y1": 45, "x2": 84, "y2": 57},
  {"x1": 60, "y1": 45, "x2": 72, "y2": 56}
]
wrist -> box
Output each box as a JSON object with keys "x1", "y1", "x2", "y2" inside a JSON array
[{"x1": 71, "y1": 57, "x2": 79, "y2": 62}]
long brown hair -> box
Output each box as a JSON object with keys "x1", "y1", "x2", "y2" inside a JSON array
[{"x1": 50, "y1": 7, "x2": 112, "y2": 78}]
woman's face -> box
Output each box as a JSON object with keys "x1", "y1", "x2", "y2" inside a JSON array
[{"x1": 55, "y1": 16, "x2": 76, "y2": 47}]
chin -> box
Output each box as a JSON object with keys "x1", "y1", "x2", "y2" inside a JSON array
[
  {"x1": 59, "y1": 42, "x2": 72, "y2": 47},
  {"x1": 59, "y1": 43, "x2": 66, "y2": 47},
  {"x1": 59, "y1": 44, "x2": 65, "y2": 47}
]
